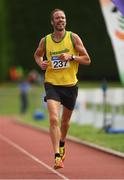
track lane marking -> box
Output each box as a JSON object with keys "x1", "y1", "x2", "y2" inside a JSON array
[{"x1": 0, "y1": 133, "x2": 69, "y2": 180}]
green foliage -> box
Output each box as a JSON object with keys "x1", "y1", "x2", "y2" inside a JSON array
[
  {"x1": 0, "y1": 0, "x2": 14, "y2": 81},
  {"x1": 5, "y1": 0, "x2": 119, "y2": 82}
]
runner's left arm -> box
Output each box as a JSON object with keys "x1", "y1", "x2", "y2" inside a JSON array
[{"x1": 71, "y1": 32, "x2": 91, "y2": 65}]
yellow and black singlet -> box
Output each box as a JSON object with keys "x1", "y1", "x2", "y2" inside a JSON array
[{"x1": 44, "y1": 31, "x2": 79, "y2": 85}]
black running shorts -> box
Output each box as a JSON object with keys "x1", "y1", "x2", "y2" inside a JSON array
[{"x1": 44, "y1": 83, "x2": 78, "y2": 110}]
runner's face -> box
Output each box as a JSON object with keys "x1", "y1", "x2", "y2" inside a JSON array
[{"x1": 52, "y1": 11, "x2": 66, "y2": 31}]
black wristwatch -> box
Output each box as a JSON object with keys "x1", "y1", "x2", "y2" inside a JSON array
[{"x1": 71, "y1": 55, "x2": 76, "y2": 61}]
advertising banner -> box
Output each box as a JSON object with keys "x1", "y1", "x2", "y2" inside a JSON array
[
  {"x1": 112, "y1": 0, "x2": 124, "y2": 16},
  {"x1": 99, "y1": 0, "x2": 124, "y2": 84}
]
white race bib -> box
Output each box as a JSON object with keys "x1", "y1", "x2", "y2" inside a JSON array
[{"x1": 51, "y1": 56, "x2": 70, "y2": 69}]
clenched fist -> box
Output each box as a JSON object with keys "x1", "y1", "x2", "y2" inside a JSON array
[{"x1": 41, "y1": 60, "x2": 49, "y2": 70}]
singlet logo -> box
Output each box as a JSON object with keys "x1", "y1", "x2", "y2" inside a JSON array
[{"x1": 50, "y1": 48, "x2": 69, "y2": 56}]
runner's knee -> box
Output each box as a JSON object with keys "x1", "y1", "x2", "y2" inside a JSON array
[{"x1": 50, "y1": 115, "x2": 59, "y2": 127}]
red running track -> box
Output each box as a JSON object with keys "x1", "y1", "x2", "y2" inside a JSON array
[{"x1": 0, "y1": 116, "x2": 124, "y2": 179}]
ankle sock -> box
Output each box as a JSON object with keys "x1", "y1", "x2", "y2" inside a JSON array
[
  {"x1": 55, "y1": 153, "x2": 60, "y2": 158},
  {"x1": 60, "y1": 140, "x2": 65, "y2": 147}
]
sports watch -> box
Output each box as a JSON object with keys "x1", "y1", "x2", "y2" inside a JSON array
[{"x1": 71, "y1": 55, "x2": 76, "y2": 61}]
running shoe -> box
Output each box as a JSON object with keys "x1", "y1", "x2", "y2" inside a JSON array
[
  {"x1": 59, "y1": 146, "x2": 65, "y2": 161},
  {"x1": 54, "y1": 156, "x2": 64, "y2": 169}
]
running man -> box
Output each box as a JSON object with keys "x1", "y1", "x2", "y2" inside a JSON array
[{"x1": 34, "y1": 8, "x2": 91, "y2": 169}]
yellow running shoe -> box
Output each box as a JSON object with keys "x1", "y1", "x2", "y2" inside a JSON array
[
  {"x1": 54, "y1": 156, "x2": 64, "y2": 169},
  {"x1": 59, "y1": 146, "x2": 65, "y2": 161}
]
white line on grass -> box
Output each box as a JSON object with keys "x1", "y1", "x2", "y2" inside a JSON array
[{"x1": 0, "y1": 133, "x2": 69, "y2": 180}]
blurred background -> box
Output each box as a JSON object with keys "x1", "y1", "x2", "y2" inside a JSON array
[
  {"x1": 0, "y1": 0, "x2": 120, "y2": 82},
  {"x1": 0, "y1": 0, "x2": 124, "y2": 152}
]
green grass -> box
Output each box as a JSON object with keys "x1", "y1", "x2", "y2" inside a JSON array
[
  {"x1": 78, "y1": 81, "x2": 122, "y2": 88},
  {"x1": 0, "y1": 82, "x2": 124, "y2": 153},
  {"x1": 16, "y1": 115, "x2": 124, "y2": 153},
  {"x1": 69, "y1": 123, "x2": 124, "y2": 152},
  {"x1": 0, "y1": 83, "x2": 43, "y2": 115}
]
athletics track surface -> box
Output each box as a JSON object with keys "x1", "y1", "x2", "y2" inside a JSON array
[{"x1": 0, "y1": 116, "x2": 124, "y2": 179}]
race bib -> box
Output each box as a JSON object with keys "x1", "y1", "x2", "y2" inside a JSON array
[{"x1": 51, "y1": 56, "x2": 70, "y2": 69}]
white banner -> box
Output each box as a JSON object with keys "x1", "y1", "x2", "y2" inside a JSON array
[{"x1": 99, "y1": 0, "x2": 124, "y2": 84}]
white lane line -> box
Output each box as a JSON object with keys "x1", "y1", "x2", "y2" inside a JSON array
[{"x1": 0, "y1": 134, "x2": 69, "y2": 180}]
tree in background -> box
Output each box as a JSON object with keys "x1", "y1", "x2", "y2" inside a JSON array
[
  {"x1": 3, "y1": 0, "x2": 120, "y2": 82},
  {"x1": 0, "y1": 0, "x2": 13, "y2": 82}
]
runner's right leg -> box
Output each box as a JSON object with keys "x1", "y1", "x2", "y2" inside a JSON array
[{"x1": 47, "y1": 99, "x2": 64, "y2": 168}]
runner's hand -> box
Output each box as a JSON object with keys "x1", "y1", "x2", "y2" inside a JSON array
[
  {"x1": 41, "y1": 60, "x2": 49, "y2": 70},
  {"x1": 59, "y1": 53, "x2": 72, "y2": 61}
]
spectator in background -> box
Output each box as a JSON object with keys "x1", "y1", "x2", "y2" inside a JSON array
[
  {"x1": 19, "y1": 78, "x2": 30, "y2": 114},
  {"x1": 9, "y1": 66, "x2": 18, "y2": 81},
  {"x1": 9, "y1": 66, "x2": 24, "y2": 82}
]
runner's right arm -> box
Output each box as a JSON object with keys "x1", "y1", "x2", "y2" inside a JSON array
[{"x1": 34, "y1": 38, "x2": 49, "y2": 70}]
